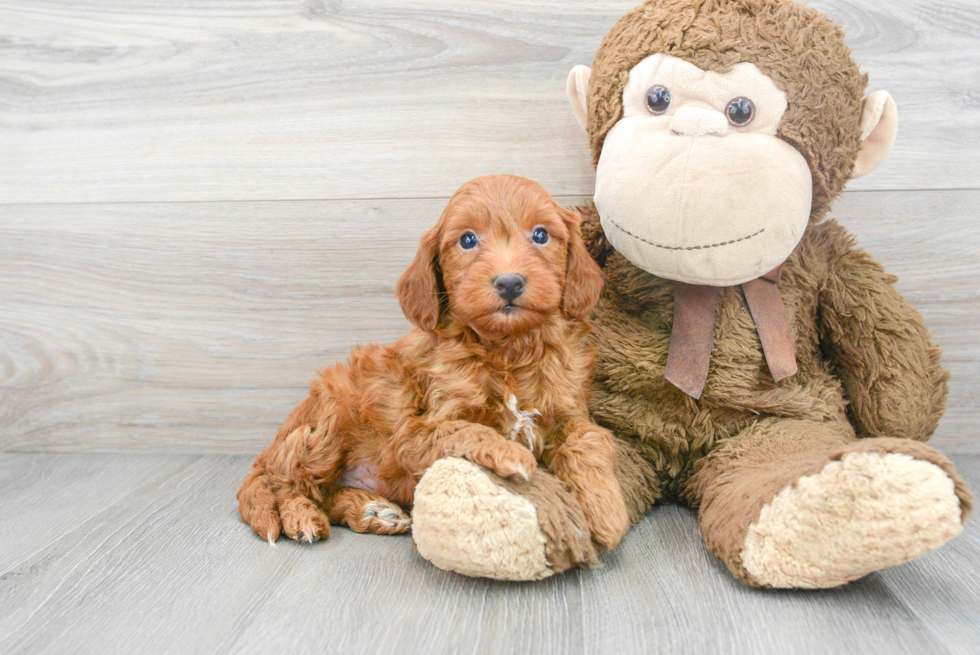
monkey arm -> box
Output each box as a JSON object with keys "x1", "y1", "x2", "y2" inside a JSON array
[{"x1": 817, "y1": 231, "x2": 949, "y2": 442}]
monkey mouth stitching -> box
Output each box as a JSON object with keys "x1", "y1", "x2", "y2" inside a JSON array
[{"x1": 606, "y1": 218, "x2": 765, "y2": 251}]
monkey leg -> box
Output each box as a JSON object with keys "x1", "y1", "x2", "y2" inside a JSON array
[
  {"x1": 321, "y1": 487, "x2": 411, "y2": 535},
  {"x1": 410, "y1": 438, "x2": 658, "y2": 580},
  {"x1": 686, "y1": 418, "x2": 973, "y2": 589},
  {"x1": 411, "y1": 458, "x2": 596, "y2": 580}
]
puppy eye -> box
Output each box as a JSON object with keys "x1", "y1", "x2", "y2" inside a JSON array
[
  {"x1": 531, "y1": 227, "x2": 549, "y2": 245},
  {"x1": 725, "y1": 97, "x2": 755, "y2": 126},
  {"x1": 459, "y1": 232, "x2": 479, "y2": 250},
  {"x1": 645, "y1": 85, "x2": 671, "y2": 115}
]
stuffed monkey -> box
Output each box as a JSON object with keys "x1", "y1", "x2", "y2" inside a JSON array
[{"x1": 410, "y1": 0, "x2": 973, "y2": 588}]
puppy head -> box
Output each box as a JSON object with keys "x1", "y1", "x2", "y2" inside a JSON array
[{"x1": 397, "y1": 175, "x2": 603, "y2": 338}]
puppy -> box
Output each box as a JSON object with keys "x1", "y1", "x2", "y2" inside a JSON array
[{"x1": 237, "y1": 174, "x2": 630, "y2": 549}]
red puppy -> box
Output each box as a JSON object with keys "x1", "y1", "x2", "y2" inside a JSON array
[{"x1": 237, "y1": 175, "x2": 630, "y2": 549}]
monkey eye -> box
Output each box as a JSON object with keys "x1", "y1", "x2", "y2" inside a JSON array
[
  {"x1": 725, "y1": 97, "x2": 755, "y2": 126},
  {"x1": 645, "y1": 85, "x2": 672, "y2": 115},
  {"x1": 459, "y1": 232, "x2": 479, "y2": 250},
  {"x1": 531, "y1": 227, "x2": 549, "y2": 245}
]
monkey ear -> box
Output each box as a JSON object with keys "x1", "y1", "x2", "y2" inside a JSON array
[
  {"x1": 566, "y1": 65, "x2": 592, "y2": 131},
  {"x1": 396, "y1": 225, "x2": 442, "y2": 331},
  {"x1": 560, "y1": 207, "x2": 604, "y2": 320},
  {"x1": 851, "y1": 90, "x2": 898, "y2": 179}
]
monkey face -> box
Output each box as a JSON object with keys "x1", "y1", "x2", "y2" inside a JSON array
[
  {"x1": 589, "y1": 54, "x2": 813, "y2": 286},
  {"x1": 566, "y1": 2, "x2": 900, "y2": 287}
]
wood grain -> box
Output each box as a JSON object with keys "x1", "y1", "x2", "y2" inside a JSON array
[
  {"x1": 0, "y1": 452, "x2": 977, "y2": 654},
  {"x1": 579, "y1": 508, "x2": 946, "y2": 655},
  {"x1": 1, "y1": 190, "x2": 976, "y2": 453},
  {"x1": 0, "y1": 453, "x2": 195, "y2": 572},
  {"x1": 0, "y1": 198, "x2": 423, "y2": 452},
  {"x1": 0, "y1": 0, "x2": 978, "y2": 204},
  {"x1": 0, "y1": 454, "x2": 303, "y2": 654},
  {"x1": 877, "y1": 454, "x2": 980, "y2": 655}
]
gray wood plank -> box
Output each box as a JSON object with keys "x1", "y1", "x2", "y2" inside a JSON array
[
  {"x1": 1, "y1": 452, "x2": 977, "y2": 654},
  {"x1": 0, "y1": 453, "x2": 195, "y2": 571},
  {"x1": 1, "y1": 189, "x2": 976, "y2": 453},
  {"x1": 0, "y1": 455, "x2": 305, "y2": 655},
  {"x1": 0, "y1": 0, "x2": 977, "y2": 204},
  {"x1": 0, "y1": 198, "x2": 423, "y2": 453},
  {"x1": 579, "y1": 507, "x2": 950, "y2": 655},
  {"x1": 229, "y1": 533, "x2": 585, "y2": 655}
]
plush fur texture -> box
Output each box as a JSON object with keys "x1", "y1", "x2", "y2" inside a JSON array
[
  {"x1": 410, "y1": 0, "x2": 973, "y2": 587},
  {"x1": 412, "y1": 434, "x2": 658, "y2": 580},
  {"x1": 577, "y1": 201, "x2": 973, "y2": 586},
  {"x1": 582, "y1": 209, "x2": 957, "y2": 495},
  {"x1": 413, "y1": 457, "x2": 599, "y2": 580},
  {"x1": 237, "y1": 175, "x2": 630, "y2": 549},
  {"x1": 587, "y1": 0, "x2": 866, "y2": 221},
  {"x1": 740, "y1": 450, "x2": 964, "y2": 588},
  {"x1": 413, "y1": 457, "x2": 553, "y2": 580}
]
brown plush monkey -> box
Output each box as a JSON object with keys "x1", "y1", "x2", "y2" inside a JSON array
[{"x1": 410, "y1": 0, "x2": 973, "y2": 588}]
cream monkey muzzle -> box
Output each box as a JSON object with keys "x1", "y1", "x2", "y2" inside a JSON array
[{"x1": 592, "y1": 54, "x2": 812, "y2": 287}]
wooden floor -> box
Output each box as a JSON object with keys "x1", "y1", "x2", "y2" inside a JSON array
[
  {"x1": 0, "y1": 450, "x2": 977, "y2": 655},
  {"x1": 2, "y1": 1, "x2": 980, "y2": 653}
]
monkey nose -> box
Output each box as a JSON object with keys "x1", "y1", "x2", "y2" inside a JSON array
[
  {"x1": 493, "y1": 274, "x2": 526, "y2": 303},
  {"x1": 670, "y1": 107, "x2": 729, "y2": 137}
]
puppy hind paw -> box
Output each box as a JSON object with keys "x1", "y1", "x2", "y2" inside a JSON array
[
  {"x1": 357, "y1": 500, "x2": 411, "y2": 535},
  {"x1": 242, "y1": 505, "x2": 283, "y2": 545},
  {"x1": 279, "y1": 497, "x2": 331, "y2": 544}
]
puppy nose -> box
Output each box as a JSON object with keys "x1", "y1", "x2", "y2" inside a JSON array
[
  {"x1": 669, "y1": 107, "x2": 729, "y2": 137},
  {"x1": 493, "y1": 274, "x2": 526, "y2": 303}
]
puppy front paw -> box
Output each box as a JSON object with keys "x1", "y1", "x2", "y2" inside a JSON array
[
  {"x1": 469, "y1": 440, "x2": 538, "y2": 481},
  {"x1": 577, "y1": 483, "x2": 630, "y2": 550}
]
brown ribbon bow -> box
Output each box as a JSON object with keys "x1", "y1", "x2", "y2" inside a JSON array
[{"x1": 664, "y1": 265, "x2": 798, "y2": 399}]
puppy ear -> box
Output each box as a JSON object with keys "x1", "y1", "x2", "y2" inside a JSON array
[
  {"x1": 396, "y1": 225, "x2": 442, "y2": 331},
  {"x1": 560, "y1": 207, "x2": 604, "y2": 319}
]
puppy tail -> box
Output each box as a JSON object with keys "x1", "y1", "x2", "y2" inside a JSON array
[{"x1": 237, "y1": 466, "x2": 282, "y2": 544}]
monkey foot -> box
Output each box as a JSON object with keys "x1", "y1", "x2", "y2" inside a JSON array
[
  {"x1": 740, "y1": 451, "x2": 967, "y2": 588},
  {"x1": 411, "y1": 458, "x2": 597, "y2": 580}
]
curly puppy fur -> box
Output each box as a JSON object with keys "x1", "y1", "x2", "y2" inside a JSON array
[{"x1": 238, "y1": 175, "x2": 630, "y2": 549}]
